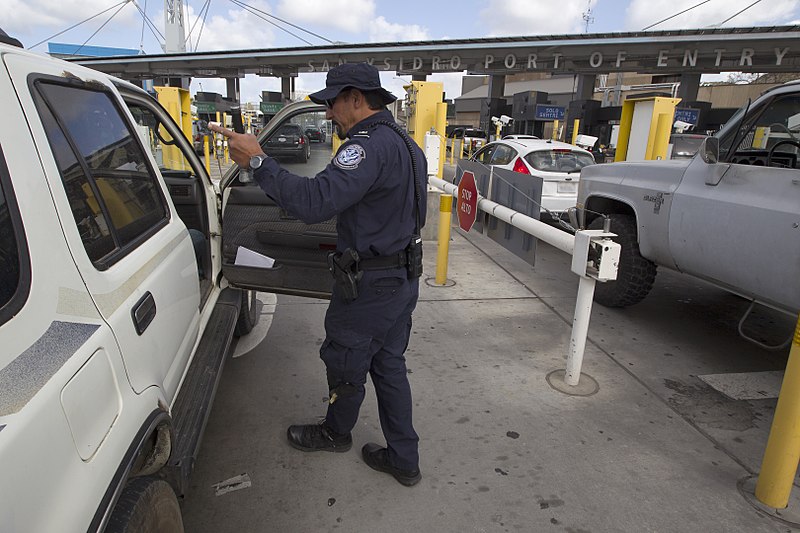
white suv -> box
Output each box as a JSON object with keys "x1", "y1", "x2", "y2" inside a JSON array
[{"x1": 0, "y1": 31, "x2": 337, "y2": 532}]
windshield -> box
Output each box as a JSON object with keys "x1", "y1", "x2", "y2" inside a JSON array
[{"x1": 524, "y1": 150, "x2": 595, "y2": 173}]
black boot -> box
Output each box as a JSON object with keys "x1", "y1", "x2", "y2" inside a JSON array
[
  {"x1": 361, "y1": 443, "x2": 421, "y2": 486},
  {"x1": 287, "y1": 421, "x2": 352, "y2": 453}
]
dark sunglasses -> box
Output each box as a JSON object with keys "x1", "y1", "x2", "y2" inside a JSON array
[{"x1": 325, "y1": 90, "x2": 350, "y2": 109}]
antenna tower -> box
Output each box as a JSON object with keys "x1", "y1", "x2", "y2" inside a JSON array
[
  {"x1": 164, "y1": 0, "x2": 187, "y2": 53},
  {"x1": 582, "y1": 1, "x2": 594, "y2": 33}
]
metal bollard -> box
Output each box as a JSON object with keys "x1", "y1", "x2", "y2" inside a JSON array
[
  {"x1": 435, "y1": 194, "x2": 453, "y2": 285},
  {"x1": 755, "y1": 314, "x2": 800, "y2": 508},
  {"x1": 203, "y1": 136, "x2": 211, "y2": 174}
]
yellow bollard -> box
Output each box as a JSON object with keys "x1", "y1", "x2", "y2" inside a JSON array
[
  {"x1": 203, "y1": 136, "x2": 211, "y2": 174},
  {"x1": 755, "y1": 314, "x2": 800, "y2": 508},
  {"x1": 552, "y1": 120, "x2": 560, "y2": 140},
  {"x1": 435, "y1": 194, "x2": 453, "y2": 285},
  {"x1": 571, "y1": 119, "x2": 580, "y2": 144}
]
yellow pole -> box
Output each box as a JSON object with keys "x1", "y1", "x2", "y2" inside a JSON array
[
  {"x1": 215, "y1": 112, "x2": 221, "y2": 161},
  {"x1": 755, "y1": 315, "x2": 800, "y2": 508},
  {"x1": 222, "y1": 112, "x2": 230, "y2": 164},
  {"x1": 435, "y1": 194, "x2": 453, "y2": 285},
  {"x1": 438, "y1": 134, "x2": 446, "y2": 179},
  {"x1": 552, "y1": 120, "x2": 560, "y2": 140},
  {"x1": 203, "y1": 136, "x2": 210, "y2": 174},
  {"x1": 571, "y1": 119, "x2": 580, "y2": 144},
  {"x1": 651, "y1": 113, "x2": 672, "y2": 160}
]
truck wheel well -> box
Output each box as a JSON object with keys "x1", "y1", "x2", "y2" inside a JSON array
[
  {"x1": 130, "y1": 422, "x2": 172, "y2": 478},
  {"x1": 584, "y1": 197, "x2": 635, "y2": 228}
]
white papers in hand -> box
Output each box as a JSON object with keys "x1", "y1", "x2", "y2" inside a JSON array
[{"x1": 235, "y1": 246, "x2": 275, "y2": 268}]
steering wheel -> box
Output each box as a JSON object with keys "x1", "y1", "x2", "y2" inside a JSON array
[
  {"x1": 769, "y1": 123, "x2": 798, "y2": 141},
  {"x1": 766, "y1": 139, "x2": 800, "y2": 168}
]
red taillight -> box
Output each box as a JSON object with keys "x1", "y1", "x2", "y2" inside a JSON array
[
  {"x1": 299, "y1": 136, "x2": 306, "y2": 145},
  {"x1": 512, "y1": 157, "x2": 530, "y2": 174}
]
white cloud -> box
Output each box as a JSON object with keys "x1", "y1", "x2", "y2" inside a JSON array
[
  {"x1": 276, "y1": 0, "x2": 375, "y2": 34},
  {"x1": 368, "y1": 16, "x2": 429, "y2": 42},
  {"x1": 625, "y1": 0, "x2": 800, "y2": 30},
  {"x1": 1, "y1": 0, "x2": 139, "y2": 43},
  {"x1": 479, "y1": 0, "x2": 592, "y2": 36},
  {"x1": 190, "y1": 2, "x2": 277, "y2": 51}
]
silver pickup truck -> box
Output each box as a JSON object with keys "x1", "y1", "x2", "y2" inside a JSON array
[{"x1": 577, "y1": 81, "x2": 800, "y2": 320}]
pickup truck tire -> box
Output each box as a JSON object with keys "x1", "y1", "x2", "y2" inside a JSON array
[
  {"x1": 106, "y1": 477, "x2": 184, "y2": 533},
  {"x1": 234, "y1": 289, "x2": 258, "y2": 337},
  {"x1": 589, "y1": 214, "x2": 657, "y2": 307}
]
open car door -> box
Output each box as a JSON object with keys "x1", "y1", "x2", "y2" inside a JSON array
[{"x1": 221, "y1": 101, "x2": 337, "y2": 299}]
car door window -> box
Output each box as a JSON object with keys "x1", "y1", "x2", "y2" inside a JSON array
[
  {"x1": 489, "y1": 144, "x2": 516, "y2": 165},
  {"x1": 0, "y1": 147, "x2": 29, "y2": 325},
  {"x1": 472, "y1": 145, "x2": 496, "y2": 164},
  {"x1": 35, "y1": 82, "x2": 169, "y2": 269}
]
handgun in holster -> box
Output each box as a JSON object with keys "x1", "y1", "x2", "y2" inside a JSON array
[
  {"x1": 405, "y1": 234, "x2": 423, "y2": 279},
  {"x1": 327, "y1": 248, "x2": 362, "y2": 302}
]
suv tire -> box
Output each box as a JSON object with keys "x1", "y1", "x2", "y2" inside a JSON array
[
  {"x1": 589, "y1": 214, "x2": 657, "y2": 307},
  {"x1": 106, "y1": 477, "x2": 183, "y2": 533},
  {"x1": 234, "y1": 289, "x2": 258, "y2": 337}
]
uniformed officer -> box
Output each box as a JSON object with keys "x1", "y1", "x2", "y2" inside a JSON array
[{"x1": 211, "y1": 62, "x2": 426, "y2": 487}]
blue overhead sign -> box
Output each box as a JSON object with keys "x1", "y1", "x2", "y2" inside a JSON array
[
  {"x1": 674, "y1": 108, "x2": 700, "y2": 125},
  {"x1": 534, "y1": 104, "x2": 565, "y2": 121}
]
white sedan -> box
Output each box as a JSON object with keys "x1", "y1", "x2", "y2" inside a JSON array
[{"x1": 469, "y1": 138, "x2": 595, "y2": 220}]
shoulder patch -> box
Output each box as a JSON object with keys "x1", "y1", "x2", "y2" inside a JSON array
[{"x1": 335, "y1": 144, "x2": 366, "y2": 170}]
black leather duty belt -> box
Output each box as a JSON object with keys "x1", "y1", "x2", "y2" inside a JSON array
[{"x1": 358, "y1": 250, "x2": 408, "y2": 271}]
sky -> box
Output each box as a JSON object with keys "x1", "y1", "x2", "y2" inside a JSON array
[{"x1": 3, "y1": 0, "x2": 800, "y2": 104}]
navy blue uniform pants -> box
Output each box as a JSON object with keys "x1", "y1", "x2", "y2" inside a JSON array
[{"x1": 321, "y1": 267, "x2": 419, "y2": 471}]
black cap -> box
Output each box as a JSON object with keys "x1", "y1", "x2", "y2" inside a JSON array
[{"x1": 308, "y1": 62, "x2": 396, "y2": 106}]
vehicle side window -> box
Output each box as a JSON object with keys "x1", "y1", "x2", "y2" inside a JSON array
[
  {"x1": 725, "y1": 95, "x2": 800, "y2": 167},
  {"x1": 0, "y1": 146, "x2": 30, "y2": 325},
  {"x1": 490, "y1": 145, "x2": 516, "y2": 165},
  {"x1": 472, "y1": 145, "x2": 495, "y2": 163},
  {"x1": 35, "y1": 82, "x2": 169, "y2": 269}
]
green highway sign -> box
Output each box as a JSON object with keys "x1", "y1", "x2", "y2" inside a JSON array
[
  {"x1": 260, "y1": 102, "x2": 284, "y2": 114},
  {"x1": 195, "y1": 101, "x2": 216, "y2": 114}
]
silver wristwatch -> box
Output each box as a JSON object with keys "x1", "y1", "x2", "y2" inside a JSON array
[{"x1": 249, "y1": 154, "x2": 268, "y2": 170}]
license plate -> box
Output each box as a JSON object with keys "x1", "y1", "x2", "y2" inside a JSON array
[
  {"x1": 557, "y1": 182, "x2": 578, "y2": 194},
  {"x1": 278, "y1": 137, "x2": 286, "y2": 142}
]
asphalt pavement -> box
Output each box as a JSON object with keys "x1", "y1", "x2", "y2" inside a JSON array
[{"x1": 180, "y1": 198, "x2": 799, "y2": 532}]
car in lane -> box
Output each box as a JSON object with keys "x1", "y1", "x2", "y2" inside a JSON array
[
  {"x1": 304, "y1": 125, "x2": 326, "y2": 143},
  {"x1": 502, "y1": 134, "x2": 540, "y2": 140},
  {"x1": 264, "y1": 123, "x2": 311, "y2": 162},
  {"x1": 448, "y1": 127, "x2": 488, "y2": 156},
  {"x1": 470, "y1": 138, "x2": 595, "y2": 221}
]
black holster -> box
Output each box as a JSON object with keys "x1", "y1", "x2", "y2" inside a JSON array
[
  {"x1": 327, "y1": 249, "x2": 362, "y2": 302},
  {"x1": 405, "y1": 234, "x2": 423, "y2": 279}
]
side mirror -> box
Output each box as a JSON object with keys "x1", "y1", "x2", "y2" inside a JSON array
[
  {"x1": 700, "y1": 136, "x2": 719, "y2": 164},
  {"x1": 700, "y1": 137, "x2": 730, "y2": 186}
]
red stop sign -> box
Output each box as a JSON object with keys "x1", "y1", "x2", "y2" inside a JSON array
[{"x1": 457, "y1": 171, "x2": 478, "y2": 232}]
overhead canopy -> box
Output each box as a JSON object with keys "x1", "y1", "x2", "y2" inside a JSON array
[{"x1": 70, "y1": 26, "x2": 800, "y2": 80}]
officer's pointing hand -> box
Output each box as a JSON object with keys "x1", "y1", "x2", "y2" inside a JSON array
[{"x1": 208, "y1": 123, "x2": 264, "y2": 168}]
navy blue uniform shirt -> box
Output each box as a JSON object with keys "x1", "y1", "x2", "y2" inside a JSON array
[{"x1": 252, "y1": 109, "x2": 426, "y2": 257}]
